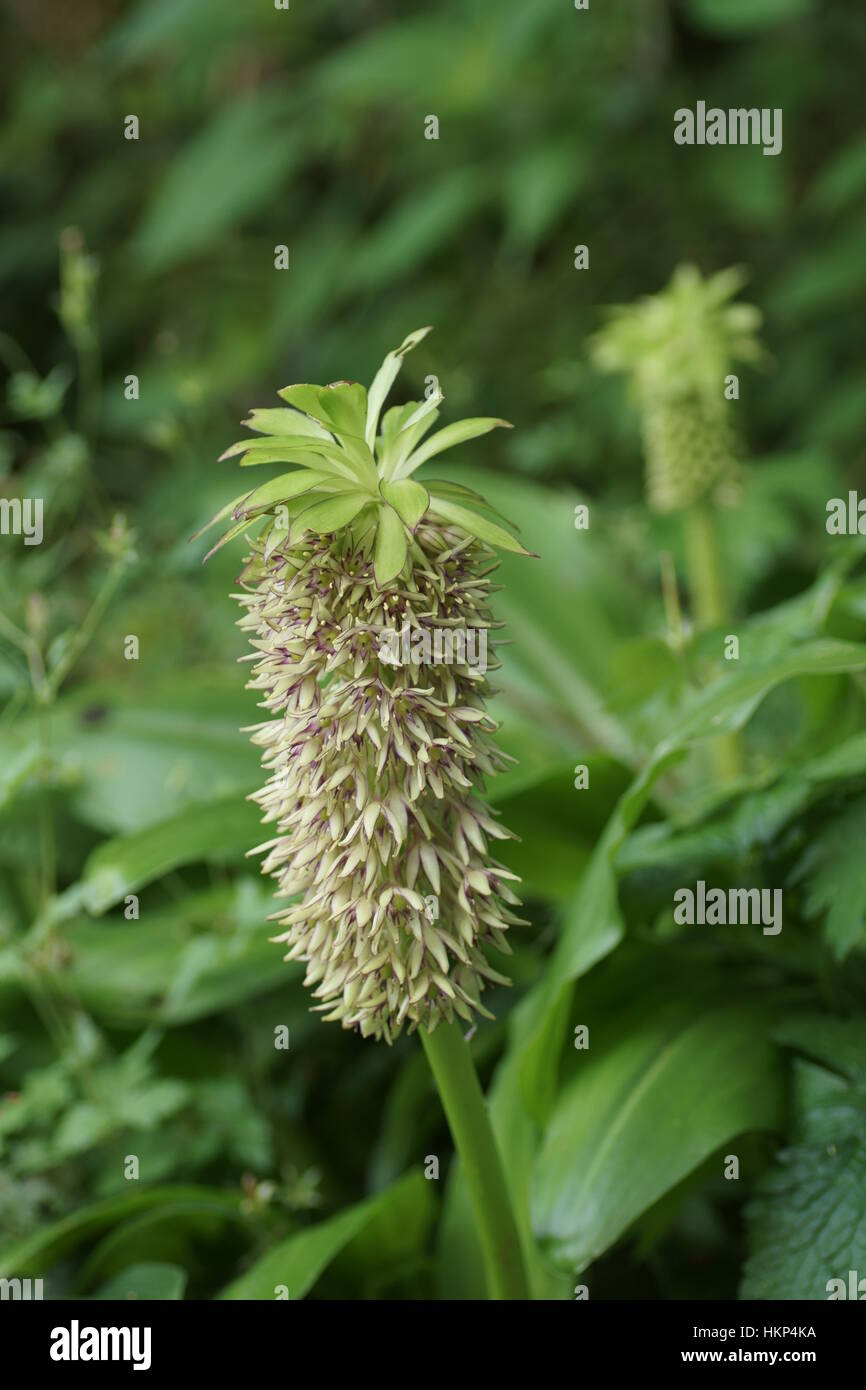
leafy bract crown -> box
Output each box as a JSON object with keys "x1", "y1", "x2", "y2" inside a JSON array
[
  {"x1": 590, "y1": 265, "x2": 764, "y2": 405},
  {"x1": 198, "y1": 327, "x2": 531, "y2": 584}
]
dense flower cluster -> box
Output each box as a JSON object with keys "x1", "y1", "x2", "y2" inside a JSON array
[
  {"x1": 591, "y1": 264, "x2": 764, "y2": 514},
  {"x1": 236, "y1": 517, "x2": 522, "y2": 1042}
]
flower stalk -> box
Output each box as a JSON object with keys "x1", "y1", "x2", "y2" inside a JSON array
[{"x1": 420, "y1": 1020, "x2": 529, "y2": 1299}]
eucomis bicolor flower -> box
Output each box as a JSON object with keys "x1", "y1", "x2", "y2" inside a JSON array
[
  {"x1": 591, "y1": 265, "x2": 765, "y2": 514},
  {"x1": 196, "y1": 328, "x2": 534, "y2": 1041}
]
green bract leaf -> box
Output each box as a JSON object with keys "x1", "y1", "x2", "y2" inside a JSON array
[
  {"x1": 220, "y1": 434, "x2": 332, "y2": 461},
  {"x1": 190, "y1": 490, "x2": 253, "y2": 542},
  {"x1": 316, "y1": 381, "x2": 368, "y2": 438},
  {"x1": 397, "y1": 417, "x2": 512, "y2": 478},
  {"x1": 426, "y1": 479, "x2": 520, "y2": 531},
  {"x1": 276, "y1": 383, "x2": 341, "y2": 426},
  {"x1": 365, "y1": 326, "x2": 432, "y2": 450},
  {"x1": 244, "y1": 408, "x2": 331, "y2": 440},
  {"x1": 427, "y1": 496, "x2": 533, "y2": 555},
  {"x1": 202, "y1": 516, "x2": 257, "y2": 564},
  {"x1": 373, "y1": 503, "x2": 408, "y2": 586},
  {"x1": 237, "y1": 470, "x2": 343, "y2": 517},
  {"x1": 379, "y1": 479, "x2": 429, "y2": 530},
  {"x1": 295, "y1": 491, "x2": 373, "y2": 534}
]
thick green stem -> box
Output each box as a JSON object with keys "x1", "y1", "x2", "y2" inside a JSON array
[
  {"x1": 684, "y1": 505, "x2": 727, "y2": 629},
  {"x1": 420, "y1": 1020, "x2": 528, "y2": 1300},
  {"x1": 683, "y1": 504, "x2": 742, "y2": 781}
]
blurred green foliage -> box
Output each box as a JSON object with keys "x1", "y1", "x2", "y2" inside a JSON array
[{"x1": 1, "y1": 0, "x2": 866, "y2": 1301}]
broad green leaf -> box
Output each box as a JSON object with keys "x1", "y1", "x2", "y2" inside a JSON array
[
  {"x1": 373, "y1": 504, "x2": 408, "y2": 586},
  {"x1": 295, "y1": 491, "x2": 372, "y2": 534},
  {"x1": 656, "y1": 639, "x2": 866, "y2": 751},
  {"x1": 398, "y1": 417, "x2": 512, "y2": 477},
  {"x1": 427, "y1": 497, "x2": 532, "y2": 555},
  {"x1": 219, "y1": 1171, "x2": 431, "y2": 1299},
  {"x1": 683, "y1": 0, "x2": 813, "y2": 36},
  {"x1": 0, "y1": 1186, "x2": 242, "y2": 1279},
  {"x1": 365, "y1": 327, "x2": 433, "y2": 449},
  {"x1": 518, "y1": 751, "x2": 683, "y2": 1125},
  {"x1": 92, "y1": 1263, "x2": 187, "y2": 1300},
  {"x1": 741, "y1": 1059, "x2": 866, "y2": 1298},
  {"x1": 52, "y1": 795, "x2": 261, "y2": 918},
  {"x1": 62, "y1": 881, "x2": 292, "y2": 1026},
  {"x1": 379, "y1": 478, "x2": 429, "y2": 530},
  {"x1": 531, "y1": 990, "x2": 785, "y2": 1272},
  {"x1": 23, "y1": 676, "x2": 258, "y2": 836},
  {"x1": 133, "y1": 96, "x2": 300, "y2": 273}
]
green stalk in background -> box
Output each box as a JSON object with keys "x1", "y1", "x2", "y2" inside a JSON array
[
  {"x1": 591, "y1": 265, "x2": 766, "y2": 782},
  {"x1": 203, "y1": 327, "x2": 534, "y2": 1298}
]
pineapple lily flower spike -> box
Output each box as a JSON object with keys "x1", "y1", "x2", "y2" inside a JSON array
[
  {"x1": 196, "y1": 327, "x2": 532, "y2": 1298},
  {"x1": 590, "y1": 264, "x2": 764, "y2": 516},
  {"x1": 591, "y1": 265, "x2": 766, "y2": 783}
]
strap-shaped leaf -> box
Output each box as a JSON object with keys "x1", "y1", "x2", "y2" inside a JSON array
[
  {"x1": 426, "y1": 479, "x2": 521, "y2": 532},
  {"x1": 365, "y1": 326, "x2": 432, "y2": 450},
  {"x1": 295, "y1": 491, "x2": 372, "y2": 534},
  {"x1": 395, "y1": 417, "x2": 512, "y2": 478},
  {"x1": 427, "y1": 497, "x2": 534, "y2": 555},
  {"x1": 202, "y1": 515, "x2": 257, "y2": 564},
  {"x1": 379, "y1": 479, "x2": 429, "y2": 530},
  {"x1": 237, "y1": 470, "x2": 341, "y2": 517},
  {"x1": 384, "y1": 392, "x2": 444, "y2": 477},
  {"x1": 228, "y1": 437, "x2": 365, "y2": 485},
  {"x1": 189, "y1": 489, "x2": 254, "y2": 543},
  {"x1": 374, "y1": 503, "x2": 408, "y2": 587}
]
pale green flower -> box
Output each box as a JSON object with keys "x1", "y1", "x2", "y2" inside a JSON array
[{"x1": 591, "y1": 265, "x2": 765, "y2": 513}]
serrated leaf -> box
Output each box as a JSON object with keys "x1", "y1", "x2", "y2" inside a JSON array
[
  {"x1": 741, "y1": 1058, "x2": 866, "y2": 1299},
  {"x1": 397, "y1": 417, "x2": 512, "y2": 477},
  {"x1": 379, "y1": 479, "x2": 429, "y2": 530},
  {"x1": 427, "y1": 496, "x2": 532, "y2": 555},
  {"x1": 793, "y1": 794, "x2": 866, "y2": 959},
  {"x1": 374, "y1": 504, "x2": 408, "y2": 586}
]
